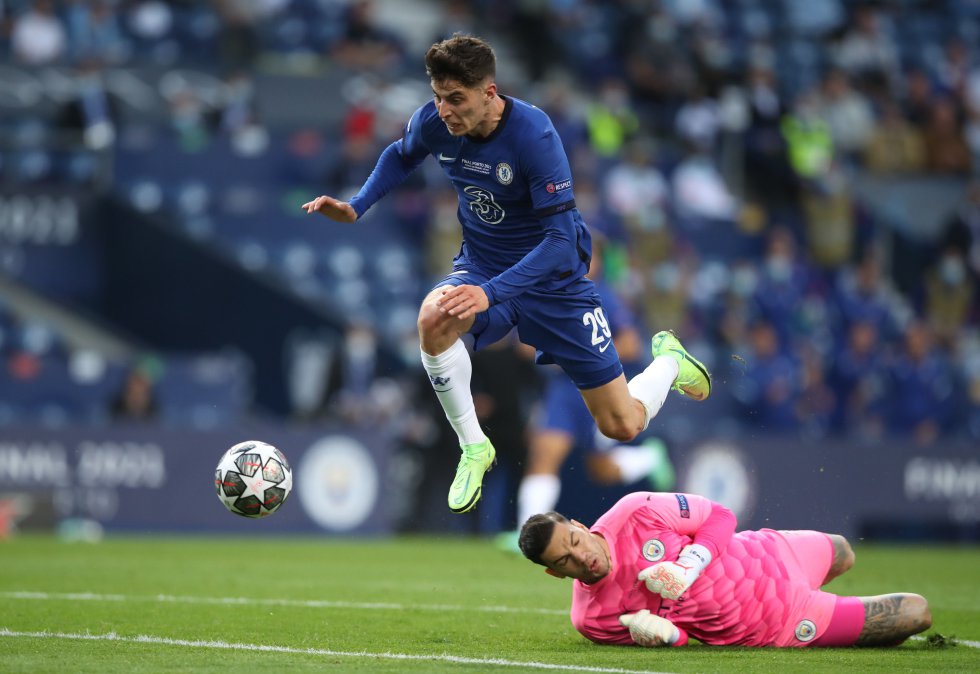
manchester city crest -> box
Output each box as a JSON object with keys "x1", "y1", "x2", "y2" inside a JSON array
[
  {"x1": 641, "y1": 538, "x2": 666, "y2": 562},
  {"x1": 495, "y1": 162, "x2": 513, "y2": 185},
  {"x1": 795, "y1": 619, "x2": 817, "y2": 642}
]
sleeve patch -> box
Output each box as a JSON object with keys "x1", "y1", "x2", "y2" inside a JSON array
[{"x1": 675, "y1": 494, "x2": 690, "y2": 519}]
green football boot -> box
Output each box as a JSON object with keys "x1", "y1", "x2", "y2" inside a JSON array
[
  {"x1": 651, "y1": 330, "x2": 712, "y2": 401},
  {"x1": 448, "y1": 438, "x2": 496, "y2": 513}
]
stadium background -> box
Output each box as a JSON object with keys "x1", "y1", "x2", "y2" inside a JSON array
[{"x1": 0, "y1": 0, "x2": 977, "y2": 542}]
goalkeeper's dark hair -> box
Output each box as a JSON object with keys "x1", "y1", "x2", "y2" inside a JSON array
[
  {"x1": 519, "y1": 511, "x2": 569, "y2": 565},
  {"x1": 425, "y1": 34, "x2": 496, "y2": 88}
]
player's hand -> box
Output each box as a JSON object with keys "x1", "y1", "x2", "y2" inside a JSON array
[
  {"x1": 618, "y1": 610, "x2": 679, "y2": 647},
  {"x1": 301, "y1": 195, "x2": 357, "y2": 223},
  {"x1": 436, "y1": 284, "x2": 489, "y2": 320},
  {"x1": 638, "y1": 561, "x2": 700, "y2": 600},
  {"x1": 638, "y1": 543, "x2": 712, "y2": 600}
]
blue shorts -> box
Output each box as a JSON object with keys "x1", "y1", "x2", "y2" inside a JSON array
[
  {"x1": 433, "y1": 263, "x2": 624, "y2": 389},
  {"x1": 538, "y1": 369, "x2": 597, "y2": 447}
]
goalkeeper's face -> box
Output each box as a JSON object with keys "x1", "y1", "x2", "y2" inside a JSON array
[{"x1": 539, "y1": 519, "x2": 611, "y2": 584}]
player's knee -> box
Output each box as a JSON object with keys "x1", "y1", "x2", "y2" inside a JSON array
[
  {"x1": 906, "y1": 594, "x2": 932, "y2": 633},
  {"x1": 833, "y1": 535, "x2": 856, "y2": 573},
  {"x1": 594, "y1": 416, "x2": 634, "y2": 442}
]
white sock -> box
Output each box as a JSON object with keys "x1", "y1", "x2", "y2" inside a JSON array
[
  {"x1": 610, "y1": 446, "x2": 660, "y2": 483},
  {"x1": 592, "y1": 427, "x2": 618, "y2": 451},
  {"x1": 421, "y1": 340, "x2": 485, "y2": 446},
  {"x1": 517, "y1": 473, "x2": 561, "y2": 529},
  {"x1": 626, "y1": 356, "x2": 679, "y2": 431}
]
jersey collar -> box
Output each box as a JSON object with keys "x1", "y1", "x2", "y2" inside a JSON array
[{"x1": 466, "y1": 95, "x2": 513, "y2": 144}]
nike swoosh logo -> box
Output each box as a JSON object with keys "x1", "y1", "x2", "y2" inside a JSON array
[
  {"x1": 599, "y1": 341, "x2": 611, "y2": 353},
  {"x1": 438, "y1": 153, "x2": 457, "y2": 162}
]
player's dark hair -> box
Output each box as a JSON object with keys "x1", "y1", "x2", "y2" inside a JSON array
[
  {"x1": 425, "y1": 34, "x2": 496, "y2": 88},
  {"x1": 519, "y1": 511, "x2": 569, "y2": 566}
]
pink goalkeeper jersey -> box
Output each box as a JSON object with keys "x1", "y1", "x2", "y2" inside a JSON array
[{"x1": 570, "y1": 492, "x2": 837, "y2": 647}]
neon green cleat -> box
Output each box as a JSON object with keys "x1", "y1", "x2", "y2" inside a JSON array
[
  {"x1": 642, "y1": 438, "x2": 676, "y2": 492},
  {"x1": 448, "y1": 438, "x2": 496, "y2": 513},
  {"x1": 651, "y1": 330, "x2": 711, "y2": 401}
]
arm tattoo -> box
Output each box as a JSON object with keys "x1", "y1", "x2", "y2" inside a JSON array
[{"x1": 857, "y1": 594, "x2": 912, "y2": 646}]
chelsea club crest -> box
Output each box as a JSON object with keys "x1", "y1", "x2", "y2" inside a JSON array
[{"x1": 495, "y1": 162, "x2": 513, "y2": 185}]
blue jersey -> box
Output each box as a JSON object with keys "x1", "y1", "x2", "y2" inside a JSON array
[{"x1": 349, "y1": 96, "x2": 592, "y2": 306}]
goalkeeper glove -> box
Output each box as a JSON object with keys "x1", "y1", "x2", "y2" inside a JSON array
[
  {"x1": 638, "y1": 543, "x2": 712, "y2": 600},
  {"x1": 618, "y1": 610, "x2": 680, "y2": 647}
]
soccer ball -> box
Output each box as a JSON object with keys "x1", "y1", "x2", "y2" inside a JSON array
[{"x1": 214, "y1": 440, "x2": 293, "y2": 518}]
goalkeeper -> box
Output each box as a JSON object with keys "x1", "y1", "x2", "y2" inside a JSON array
[{"x1": 519, "y1": 492, "x2": 932, "y2": 647}]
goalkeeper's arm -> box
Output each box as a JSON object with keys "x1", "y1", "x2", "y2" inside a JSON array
[{"x1": 619, "y1": 610, "x2": 688, "y2": 647}]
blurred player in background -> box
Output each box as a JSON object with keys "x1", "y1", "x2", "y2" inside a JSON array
[
  {"x1": 520, "y1": 492, "x2": 932, "y2": 648},
  {"x1": 499, "y1": 237, "x2": 675, "y2": 549},
  {"x1": 303, "y1": 34, "x2": 711, "y2": 514}
]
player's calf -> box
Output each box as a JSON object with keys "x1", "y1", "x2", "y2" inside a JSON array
[{"x1": 856, "y1": 593, "x2": 932, "y2": 646}]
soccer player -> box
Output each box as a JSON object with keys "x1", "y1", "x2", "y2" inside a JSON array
[
  {"x1": 519, "y1": 492, "x2": 932, "y2": 648},
  {"x1": 302, "y1": 35, "x2": 711, "y2": 514},
  {"x1": 503, "y1": 238, "x2": 675, "y2": 548}
]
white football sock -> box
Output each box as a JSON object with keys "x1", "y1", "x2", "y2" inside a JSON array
[
  {"x1": 626, "y1": 356, "x2": 679, "y2": 431},
  {"x1": 421, "y1": 340, "x2": 485, "y2": 446},
  {"x1": 592, "y1": 427, "x2": 618, "y2": 451},
  {"x1": 517, "y1": 473, "x2": 561, "y2": 529},
  {"x1": 610, "y1": 446, "x2": 660, "y2": 484}
]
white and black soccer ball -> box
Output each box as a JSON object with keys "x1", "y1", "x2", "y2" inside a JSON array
[{"x1": 214, "y1": 440, "x2": 292, "y2": 518}]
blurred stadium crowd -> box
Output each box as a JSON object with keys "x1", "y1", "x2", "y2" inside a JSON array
[{"x1": 0, "y1": 0, "x2": 979, "y2": 448}]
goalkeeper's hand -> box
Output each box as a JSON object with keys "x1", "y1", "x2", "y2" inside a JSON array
[
  {"x1": 618, "y1": 610, "x2": 680, "y2": 647},
  {"x1": 638, "y1": 544, "x2": 712, "y2": 600}
]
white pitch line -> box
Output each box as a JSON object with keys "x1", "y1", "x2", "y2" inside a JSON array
[
  {"x1": 0, "y1": 591, "x2": 567, "y2": 616},
  {"x1": 5, "y1": 592, "x2": 977, "y2": 650},
  {"x1": 0, "y1": 628, "x2": 677, "y2": 674}
]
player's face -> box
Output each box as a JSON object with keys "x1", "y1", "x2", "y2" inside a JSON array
[
  {"x1": 431, "y1": 78, "x2": 495, "y2": 137},
  {"x1": 540, "y1": 519, "x2": 610, "y2": 584}
]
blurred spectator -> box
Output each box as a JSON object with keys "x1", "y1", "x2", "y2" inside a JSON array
[
  {"x1": 111, "y1": 362, "x2": 159, "y2": 422},
  {"x1": 587, "y1": 79, "x2": 640, "y2": 160},
  {"x1": 733, "y1": 319, "x2": 802, "y2": 431},
  {"x1": 884, "y1": 320, "x2": 957, "y2": 445},
  {"x1": 831, "y1": 249, "x2": 904, "y2": 341},
  {"x1": 675, "y1": 85, "x2": 721, "y2": 153},
  {"x1": 862, "y1": 101, "x2": 925, "y2": 174},
  {"x1": 902, "y1": 67, "x2": 936, "y2": 129},
  {"x1": 922, "y1": 97, "x2": 972, "y2": 174},
  {"x1": 603, "y1": 137, "x2": 669, "y2": 235},
  {"x1": 56, "y1": 61, "x2": 119, "y2": 151},
  {"x1": 832, "y1": 5, "x2": 899, "y2": 90},
  {"x1": 781, "y1": 89, "x2": 834, "y2": 183},
  {"x1": 671, "y1": 146, "x2": 738, "y2": 222},
  {"x1": 743, "y1": 65, "x2": 796, "y2": 206},
  {"x1": 329, "y1": 0, "x2": 404, "y2": 73},
  {"x1": 921, "y1": 247, "x2": 975, "y2": 349},
  {"x1": 815, "y1": 69, "x2": 875, "y2": 162},
  {"x1": 752, "y1": 227, "x2": 812, "y2": 343},
  {"x1": 11, "y1": 0, "x2": 66, "y2": 65},
  {"x1": 942, "y1": 179, "x2": 980, "y2": 277},
  {"x1": 64, "y1": 0, "x2": 129, "y2": 65},
  {"x1": 829, "y1": 319, "x2": 886, "y2": 437}
]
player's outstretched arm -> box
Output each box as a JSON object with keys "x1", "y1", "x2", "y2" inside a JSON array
[{"x1": 301, "y1": 195, "x2": 357, "y2": 223}]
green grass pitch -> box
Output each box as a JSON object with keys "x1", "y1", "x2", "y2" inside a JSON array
[{"x1": 1, "y1": 535, "x2": 978, "y2": 673}]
